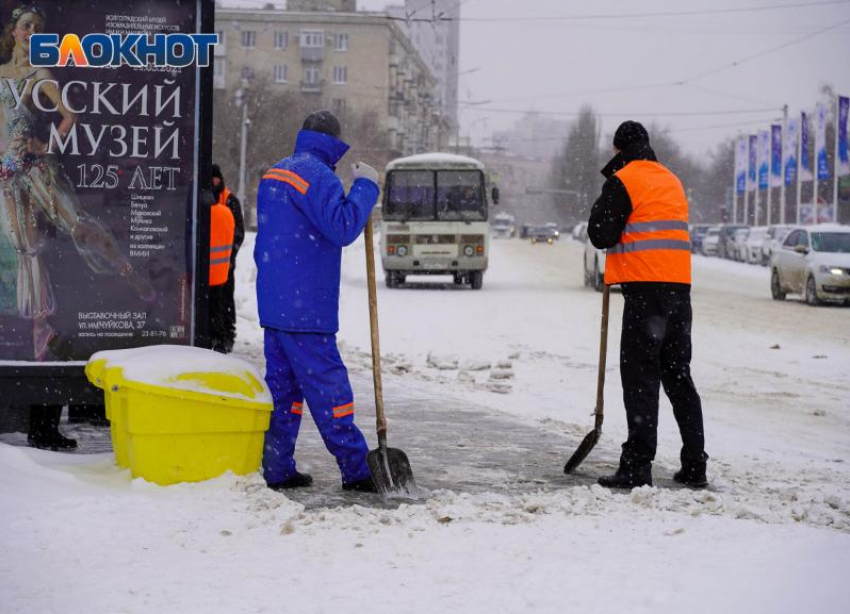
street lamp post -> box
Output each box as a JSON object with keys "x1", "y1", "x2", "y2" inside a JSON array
[{"x1": 234, "y1": 81, "x2": 250, "y2": 206}]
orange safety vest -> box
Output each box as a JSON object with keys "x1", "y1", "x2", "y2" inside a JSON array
[
  {"x1": 604, "y1": 160, "x2": 691, "y2": 285},
  {"x1": 210, "y1": 187, "x2": 235, "y2": 286}
]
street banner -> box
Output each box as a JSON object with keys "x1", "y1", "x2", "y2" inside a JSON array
[
  {"x1": 758, "y1": 130, "x2": 770, "y2": 190},
  {"x1": 735, "y1": 136, "x2": 748, "y2": 194},
  {"x1": 800, "y1": 112, "x2": 813, "y2": 181},
  {"x1": 816, "y1": 102, "x2": 830, "y2": 181},
  {"x1": 785, "y1": 117, "x2": 798, "y2": 186},
  {"x1": 771, "y1": 125, "x2": 783, "y2": 187},
  {"x1": 839, "y1": 95, "x2": 849, "y2": 177},
  {"x1": 748, "y1": 134, "x2": 757, "y2": 190},
  {"x1": 0, "y1": 1, "x2": 211, "y2": 363}
]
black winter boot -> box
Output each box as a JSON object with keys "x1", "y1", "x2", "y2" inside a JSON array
[
  {"x1": 674, "y1": 452, "x2": 708, "y2": 488},
  {"x1": 267, "y1": 472, "x2": 313, "y2": 490},
  {"x1": 342, "y1": 476, "x2": 378, "y2": 493},
  {"x1": 597, "y1": 465, "x2": 652, "y2": 489},
  {"x1": 28, "y1": 405, "x2": 78, "y2": 451}
]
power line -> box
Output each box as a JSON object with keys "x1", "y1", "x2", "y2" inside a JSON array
[{"x1": 386, "y1": 0, "x2": 850, "y2": 23}]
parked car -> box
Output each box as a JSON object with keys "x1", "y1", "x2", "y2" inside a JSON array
[
  {"x1": 528, "y1": 225, "x2": 558, "y2": 244},
  {"x1": 731, "y1": 228, "x2": 750, "y2": 261},
  {"x1": 545, "y1": 222, "x2": 561, "y2": 241},
  {"x1": 491, "y1": 213, "x2": 516, "y2": 238},
  {"x1": 689, "y1": 224, "x2": 712, "y2": 254},
  {"x1": 701, "y1": 226, "x2": 721, "y2": 256},
  {"x1": 582, "y1": 226, "x2": 605, "y2": 292},
  {"x1": 572, "y1": 221, "x2": 588, "y2": 241},
  {"x1": 762, "y1": 224, "x2": 793, "y2": 265},
  {"x1": 718, "y1": 224, "x2": 749, "y2": 259},
  {"x1": 770, "y1": 224, "x2": 850, "y2": 305},
  {"x1": 744, "y1": 226, "x2": 769, "y2": 265}
]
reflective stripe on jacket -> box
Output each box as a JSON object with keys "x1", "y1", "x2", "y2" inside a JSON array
[
  {"x1": 604, "y1": 160, "x2": 691, "y2": 285},
  {"x1": 210, "y1": 201, "x2": 235, "y2": 286}
]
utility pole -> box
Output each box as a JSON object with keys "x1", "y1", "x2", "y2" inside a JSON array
[
  {"x1": 781, "y1": 105, "x2": 788, "y2": 224},
  {"x1": 235, "y1": 81, "x2": 249, "y2": 206}
]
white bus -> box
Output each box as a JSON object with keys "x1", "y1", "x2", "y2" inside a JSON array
[{"x1": 379, "y1": 153, "x2": 498, "y2": 290}]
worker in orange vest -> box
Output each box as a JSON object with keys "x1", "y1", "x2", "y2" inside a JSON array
[
  {"x1": 211, "y1": 165, "x2": 245, "y2": 352},
  {"x1": 209, "y1": 168, "x2": 236, "y2": 354},
  {"x1": 588, "y1": 121, "x2": 708, "y2": 490}
]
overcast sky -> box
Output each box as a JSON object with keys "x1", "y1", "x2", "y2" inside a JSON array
[{"x1": 226, "y1": 0, "x2": 850, "y2": 157}]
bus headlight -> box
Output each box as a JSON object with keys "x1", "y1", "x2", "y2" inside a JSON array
[
  {"x1": 396, "y1": 245, "x2": 409, "y2": 257},
  {"x1": 463, "y1": 245, "x2": 475, "y2": 257}
]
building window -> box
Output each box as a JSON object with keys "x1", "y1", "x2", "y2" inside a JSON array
[
  {"x1": 273, "y1": 64, "x2": 288, "y2": 83},
  {"x1": 241, "y1": 30, "x2": 256, "y2": 49},
  {"x1": 333, "y1": 66, "x2": 347, "y2": 84},
  {"x1": 301, "y1": 30, "x2": 324, "y2": 48},
  {"x1": 332, "y1": 98, "x2": 347, "y2": 115},
  {"x1": 241, "y1": 65, "x2": 254, "y2": 80},
  {"x1": 216, "y1": 29, "x2": 226, "y2": 48},
  {"x1": 335, "y1": 33, "x2": 348, "y2": 51},
  {"x1": 274, "y1": 31, "x2": 288, "y2": 50},
  {"x1": 304, "y1": 66, "x2": 321, "y2": 85},
  {"x1": 214, "y1": 59, "x2": 225, "y2": 78}
]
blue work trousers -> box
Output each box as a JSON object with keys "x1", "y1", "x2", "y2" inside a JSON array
[{"x1": 262, "y1": 329, "x2": 371, "y2": 485}]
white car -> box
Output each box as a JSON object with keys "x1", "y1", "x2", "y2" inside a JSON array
[
  {"x1": 580, "y1": 224, "x2": 606, "y2": 291},
  {"x1": 762, "y1": 224, "x2": 793, "y2": 265},
  {"x1": 701, "y1": 226, "x2": 720, "y2": 256},
  {"x1": 731, "y1": 228, "x2": 750, "y2": 262},
  {"x1": 572, "y1": 222, "x2": 587, "y2": 241},
  {"x1": 770, "y1": 224, "x2": 850, "y2": 305},
  {"x1": 744, "y1": 226, "x2": 768, "y2": 265}
]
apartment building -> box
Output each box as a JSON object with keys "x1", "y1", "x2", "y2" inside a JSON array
[
  {"x1": 387, "y1": 0, "x2": 461, "y2": 128},
  {"x1": 214, "y1": 4, "x2": 447, "y2": 157}
]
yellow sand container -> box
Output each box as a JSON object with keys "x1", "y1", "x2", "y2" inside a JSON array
[{"x1": 85, "y1": 346, "x2": 272, "y2": 486}]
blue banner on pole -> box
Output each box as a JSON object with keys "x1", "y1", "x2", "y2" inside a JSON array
[
  {"x1": 735, "y1": 137, "x2": 748, "y2": 194},
  {"x1": 839, "y1": 96, "x2": 849, "y2": 177},
  {"x1": 800, "y1": 112, "x2": 812, "y2": 181},
  {"x1": 785, "y1": 118, "x2": 798, "y2": 186},
  {"x1": 748, "y1": 134, "x2": 757, "y2": 190},
  {"x1": 758, "y1": 130, "x2": 770, "y2": 189},
  {"x1": 771, "y1": 125, "x2": 782, "y2": 187},
  {"x1": 816, "y1": 102, "x2": 829, "y2": 181}
]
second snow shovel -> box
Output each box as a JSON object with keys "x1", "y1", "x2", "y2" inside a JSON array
[
  {"x1": 363, "y1": 216, "x2": 418, "y2": 498},
  {"x1": 564, "y1": 283, "x2": 610, "y2": 474}
]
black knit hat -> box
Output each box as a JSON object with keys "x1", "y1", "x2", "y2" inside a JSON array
[
  {"x1": 613, "y1": 121, "x2": 650, "y2": 151},
  {"x1": 303, "y1": 110, "x2": 342, "y2": 139},
  {"x1": 211, "y1": 164, "x2": 223, "y2": 181}
]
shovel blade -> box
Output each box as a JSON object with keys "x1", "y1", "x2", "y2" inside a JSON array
[
  {"x1": 564, "y1": 428, "x2": 601, "y2": 474},
  {"x1": 367, "y1": 446, "x2": 418, "y2": 499}
]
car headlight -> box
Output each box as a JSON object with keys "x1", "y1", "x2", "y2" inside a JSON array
[
  {"x1": 819, "y1": 265, "x2": 845, "y2": 275},
  {"x1": 396, "y1": 245, "x2": 409, "y2": 257},
  {"x1": 463, "y1": 245, "x2": 475, "y2": 257}
]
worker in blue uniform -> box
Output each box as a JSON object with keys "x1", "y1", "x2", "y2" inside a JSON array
[{"x1": 255, "y1": 110, "x2": 380, "y2": 492}]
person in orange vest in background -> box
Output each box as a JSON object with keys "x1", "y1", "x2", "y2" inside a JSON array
[
  {"x1": 209, "y1": 169, "x2": 236, "y2": 354},
  {"x1": 588, "y1": 121, "x2": 708, "y2": 490},
  {"x1": 211, "y1": 165, "x2": 245, "y2": 352}
]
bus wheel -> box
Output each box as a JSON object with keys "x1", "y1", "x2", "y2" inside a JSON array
[
  {"x1": 453, "y1": 274, "x2": 464, "y2": 285},
  {"x1": 470, "y1": 271, "x2": 484, "y2": 290},
  {"x1": 385, "y1": 272, "x2": 400, "y2": 289}
]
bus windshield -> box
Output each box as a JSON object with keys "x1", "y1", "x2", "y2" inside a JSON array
[{"x1": 384, "y1": 169, "x2": 486, "y2": 222}]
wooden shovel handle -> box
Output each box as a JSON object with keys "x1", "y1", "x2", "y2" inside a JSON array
[
  {"x1": 594, "y1": 283, "x2": 610, "y2": 431},
  {"x1": 364, "y1": 216, "x2": 387, "y2": 442}
]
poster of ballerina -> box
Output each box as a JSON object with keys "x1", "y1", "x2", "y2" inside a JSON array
[{"x1": 0, "y1": 1, "x2": 208, "y2": 362}]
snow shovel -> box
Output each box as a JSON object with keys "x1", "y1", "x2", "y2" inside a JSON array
[
  {"x1": 363, "y1": 216, "x2": 418, "y2": 498},
  {"x1": 564, "y1": 283, "x2": 610, "y2": 474}
]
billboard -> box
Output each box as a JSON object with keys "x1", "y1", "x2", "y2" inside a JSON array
[
  {"x1": 748, "y1": 134, "x2": 757, "y2": 190},
  {"x1": 0, "y1": 1, "x2": 211, "y2": 367},
  {"x1": 770, "y1": 125, "x2": 782, "y2": 188}
]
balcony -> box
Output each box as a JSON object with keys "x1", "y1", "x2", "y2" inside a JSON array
[
  {"x1": 300, "y1": 79, "x2": 325, "y2": 94},
  {"x1": 301, "y1": 47, "x2": 324, "y2": 63}
]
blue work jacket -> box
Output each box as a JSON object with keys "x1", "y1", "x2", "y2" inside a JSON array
[{"x1": 254, "y1": 130, "x2": 379, "y2": 333}]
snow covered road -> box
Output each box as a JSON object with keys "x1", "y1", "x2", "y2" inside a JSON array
[{"x1": 2, "y1": 234, "x2": 849, "y2": 614}]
